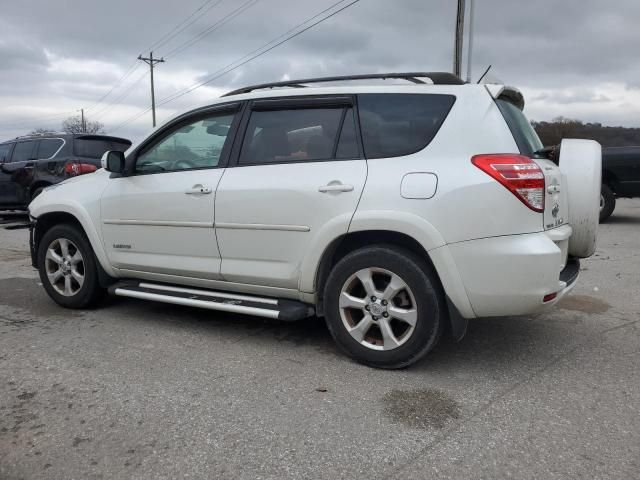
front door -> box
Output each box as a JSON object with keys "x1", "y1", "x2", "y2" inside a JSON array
[
  {"x1": 215, "y1": 97, "x2": 367, "y2": 289},
  {"x1": 100, "y1": 105, "x2": 241, "y2": 279}
]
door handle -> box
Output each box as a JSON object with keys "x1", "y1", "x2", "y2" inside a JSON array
[
  {"x1": 185, "y1": 184, "x2": 212, "y2": 195},
  {"x1": 318, "y1": 183, "x2": 354, "y2": 193}
]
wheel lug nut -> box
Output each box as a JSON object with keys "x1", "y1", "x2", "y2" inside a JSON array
[
  {"x1": 364, "y1": 305, "x2": 370, "y2": 311},
  {"x1": 372, "y1": 316, "x2": 378, "y2": 321},
  {"x1": 383, "y1": 312, "x2": 389, "y2": 318},
  {"x1": 381, "y1": 300, "x2": 388, "y2": 306},
  {"x1": 371, "y1": 296, "x2": 377, "y2": 302}
]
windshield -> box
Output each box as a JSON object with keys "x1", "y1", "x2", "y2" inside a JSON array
[{"x1": 496, "y1": 99, "x2": 543, "y2": 156}]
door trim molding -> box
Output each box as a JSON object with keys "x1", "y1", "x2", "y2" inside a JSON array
[
  {"x1": 215, "y1": 222, "x2": 310, "y2": 232},
  {"x1": 103, "y1": 219, "x2": 213, "y2": 228}
]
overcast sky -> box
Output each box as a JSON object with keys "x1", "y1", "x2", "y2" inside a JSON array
[{"x1": 1, "y1": 0, "x2": 639, "y2": 143}]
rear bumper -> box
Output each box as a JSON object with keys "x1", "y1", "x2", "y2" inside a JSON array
[{"x1": 446, "y1": 225, "x2": 578, "y2": 317}]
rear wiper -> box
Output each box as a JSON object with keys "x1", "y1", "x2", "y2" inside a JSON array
[{"x1": 534, "y1": 145, "x2": 560, "y2": 163}]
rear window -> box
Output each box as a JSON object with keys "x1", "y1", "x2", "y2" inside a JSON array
[
  {"x1": 357, "y1": 94, "x2": 456, "y2": 159},
  {"x1": 37, "y1": 139, "x2": 64, "y2": 158},
  {"x1": 73, "y1": 138, "x2": 131, "y2": 159},
  {"x1": 496, "y1": 99, "x2": 543, "y2": 156}
]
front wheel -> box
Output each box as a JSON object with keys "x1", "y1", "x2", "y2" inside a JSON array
[
  {"x1": 323, "y1": 246, "x2": 444, "y2": 369},
  {"x1": 37, "y1": 224, "x2": 105, "y2": 308}
]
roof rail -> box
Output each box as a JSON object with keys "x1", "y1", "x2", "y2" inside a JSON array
[
  {"x1": 15, "y1": 132, "x2": 66, "y2": 139},
  {"x1": 222, "y1": 71, "x2": 465, "y2": 97}
]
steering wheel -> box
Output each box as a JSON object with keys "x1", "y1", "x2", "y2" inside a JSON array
[{"x1": 172, "y1": 159, "x2": 197, "y2": 170}]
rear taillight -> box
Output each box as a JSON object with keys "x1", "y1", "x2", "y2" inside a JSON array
[
  {"x1": 64, "y1": 161, "x2": 98, "y2": 177},
  {"x1": 471, "y1": 154, "x2": 545, "y2": 212}
]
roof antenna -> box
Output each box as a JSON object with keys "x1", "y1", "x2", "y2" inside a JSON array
[{"x1": 476, "y1": 64, "x2": 492, "y2": 84}]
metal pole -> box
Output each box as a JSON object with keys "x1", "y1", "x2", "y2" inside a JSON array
[
  {"x1": 138, "y1": 52, "x2": 165, "y2": 128},
  {"x1": 81, "y1": 108, "x2": 86, "y2": 132},
  {"x1": 149, "y1": 52, "x2": 156, "y2": 128},
  {"x1": 453, "y1": 0, "x2": 466, "y2": 78},
  {"x1": 466, "y1": 0, "x2": 475, "y2": 83}
]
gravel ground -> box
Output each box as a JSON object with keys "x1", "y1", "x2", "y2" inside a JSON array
[{"x1": 0, "y1": 200, "x2": 639, "y2": 480}]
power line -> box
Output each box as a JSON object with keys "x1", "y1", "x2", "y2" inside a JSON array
[
  {"x1": 109, "y1": 0, "x2": 361, "y2": 133},
  {"x1": 92, "y1": 70, "x2": 151, "y2": 121},
  {"x1": 85, "y1": 60, "x2": 141, "y2": 112},
  {"x1": 148, "y1": 0, "x2": 227, "y2": 53},
  {"x1": 159, "y1": 0, "x2": 360, "y2": 105},
  {"x1": 162, "y1": 0, "x2": 261, "y2": 59}
]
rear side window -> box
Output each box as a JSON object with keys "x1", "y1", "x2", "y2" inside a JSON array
[
  {"x1": 74, "y1": 138, "x2": 131, "y2": 159},
  {"x1": 37, "y1": 139, "x2": 64, "y2": 159},
  {"x1": 11, "y1": 141, "x2": 37, "y2": 162},
  {"x1": 239, "y1": 107, "x2": 359, "y2": 165},
  {"x1": 496, "y1": 99, "x2": 543, "y2": 156},
  {"x1": 0, "y1": 143, "x2": 13, "y2": 162},
  {"x1": 357, "y1": 94, "x2": 455, "y2": 159}
]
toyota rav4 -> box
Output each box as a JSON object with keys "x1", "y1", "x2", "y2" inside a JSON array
[{"x1": 28, "y1": 72, "x2": 602, "y2": 369}]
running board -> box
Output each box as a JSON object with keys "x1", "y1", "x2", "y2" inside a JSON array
[{"x1": 109, "y1": 281, "x2": 314, "y2": 321}]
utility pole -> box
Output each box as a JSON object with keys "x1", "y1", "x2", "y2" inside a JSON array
[
  {"x1": 138, "y1": 52, "x2": 165, "y2": 128},
  {"x1": 466, "y1": 0, "x2": 475, "y2": 83},
  {"x1": 453, "y1": 0, "x2": 466, "y2": 78},
  {"x1": 80, "y1": 108, "x2": 86, "y2": 133}
]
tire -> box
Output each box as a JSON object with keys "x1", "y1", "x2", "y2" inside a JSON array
[
  {"x1": 599, "y1": 184, "x2": 616, "y2": 222},
  {"x1": 37, "y1": 223, "x2": 105, "y2": 309},
  {"x1": 30, "y1": 186, "x2": 46, "y2": 202},
  {"x1": 323, "y1": 245, "x2": 444, "y2": 369},
  {"x1": 558, "y1": 139, "x2": 602, "y2": 258}
]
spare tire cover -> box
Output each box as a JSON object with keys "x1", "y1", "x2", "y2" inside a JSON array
[{"x1": 558, "y1": 139, "x2": 602, "y2": 258}]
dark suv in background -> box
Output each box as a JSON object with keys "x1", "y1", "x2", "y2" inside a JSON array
[{"x1": 0, "y1": 133, "x2": 131, "y2": 209}]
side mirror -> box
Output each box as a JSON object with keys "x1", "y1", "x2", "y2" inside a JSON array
[{"x1": 101, "y1": 151, "x2": 126, "y2": 173}]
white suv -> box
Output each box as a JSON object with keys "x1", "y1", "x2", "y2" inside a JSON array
[{"x1": 28, "y1": 72, "x2": 602, "y2": 368}]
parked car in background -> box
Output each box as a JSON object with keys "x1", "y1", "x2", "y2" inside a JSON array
[
  {"x1": 0, "y1": 133, "x2": 131, "y2": 209},
  {"x1": 600, "y1": 146, "x2": 640, "y2": 221},
  {"x1": 29, "y1": 72, "x2": 602, "y2": 368}
]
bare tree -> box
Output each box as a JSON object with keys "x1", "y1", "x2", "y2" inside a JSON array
[
  {"x1": 61, "y1": 115, "x2": 105, "y2": 134},
  {"x1": 29, "y1": 127, "x2": 58, "y2": 135}
]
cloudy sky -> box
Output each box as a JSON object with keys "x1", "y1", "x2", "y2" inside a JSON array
[{"x1": 1, "y1": 0, "x2": 639, "y2": 143}]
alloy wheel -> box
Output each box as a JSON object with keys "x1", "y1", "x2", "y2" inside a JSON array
[
  {"x1": 338, "y1": 267, "x2": 418, "y2": 351},
  {"x1": 44, "y1": 238, "x2": 85, "y2": 297}
]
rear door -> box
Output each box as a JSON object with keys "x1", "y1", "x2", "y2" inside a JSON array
[{"x1": 214, "y1": 96, "x2": 366, "y2": 289}]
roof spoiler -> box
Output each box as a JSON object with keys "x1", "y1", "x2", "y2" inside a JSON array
[
  {"x1": 484, "y1": 84, "x2": 525, "y2": 110},
  {"x1": 75, "y1": 134, "x2": 132, "y2": 145}
]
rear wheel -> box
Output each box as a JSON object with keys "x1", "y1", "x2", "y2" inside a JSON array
[
  {"x1": 37, "y1": 224, "x2": 105, "y2": 308},
  {"x1": 324, "y1": 246, "x2": 444, "y2": 369},
  {"x1": 599, "y1": 184, "x2": 616, "y2": 222},
  {"x1": 30, "y1": 187, "x2": 45, "y2": 202}
]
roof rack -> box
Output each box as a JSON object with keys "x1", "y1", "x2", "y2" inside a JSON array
[
  {"x1": 15, "y1": 132, "x2": 66, "y2": 139},
  {"x1": 222, "y1": 71, "x2": 465, "y2": 97}
]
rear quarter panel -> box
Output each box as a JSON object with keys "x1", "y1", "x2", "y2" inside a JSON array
[{"x1": 351, "y1": 85, "x2": 543, "y2": 246}]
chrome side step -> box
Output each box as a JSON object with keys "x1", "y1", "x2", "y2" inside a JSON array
[{"x1": 109, "y1": 281, "x2": 314, "y2": 321}]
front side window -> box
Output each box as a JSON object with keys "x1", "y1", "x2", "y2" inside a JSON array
[
  {"x1": 358, "y1": 94, "x2": 456, "y2": 159},
  {"x1": 37, "y1": 139, "x2": 64, "y2": 159},
  {"x1": 136, "y1": 113, "x2": 236, "y2": 173},
  {"x1": 11, "y1": 141, "x2": 37, "y2": 162},
  {"x1": 239, "y1": 107, "x2": 359, "y2": 165}
]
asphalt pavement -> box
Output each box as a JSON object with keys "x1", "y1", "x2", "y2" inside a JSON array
[{"x1": 1, "y1": 200, "x2": 639, "y2": 480}]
